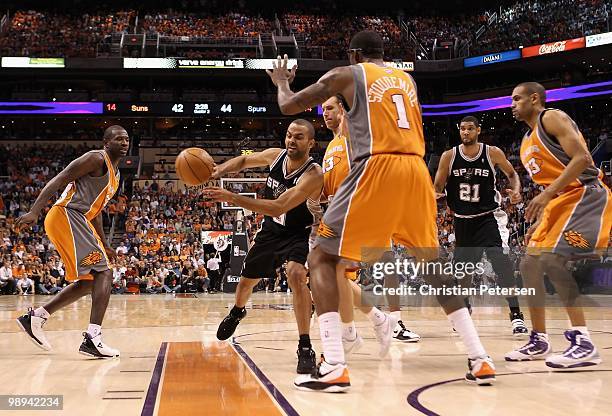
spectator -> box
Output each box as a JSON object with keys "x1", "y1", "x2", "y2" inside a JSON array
[{"x1": 0, "y1": 261, "x2": 16, "y2": 294}]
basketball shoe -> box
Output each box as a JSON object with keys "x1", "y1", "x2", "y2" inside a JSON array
[
  {"x1": 294, "y1": 359, "x2": 350, "y2": 393},
  {"x1": 393, "y1": 320, "x2": 421, "y2": 343},
  {"x1": 504, "y1": 331, "x2": 551, "y2": 361},
  {"x1": 217, "y1": 306, "x2": 246, "y2": 341},
  {"x1": 545, "y1": 330, "x2": 602, "y2": 369},
  {"x1": 297, "y1": 346, "x2": 317, "y2": 374},
  {"x1": 373, "y1": 313, "x2": 398, "y2": 358},
  {"x1": 342, "y1": 333, "x2": 364, "y2": 356},
  {"x1": 16, "y1": 307, "x2": 52, "y2": 351},
  {"x1": 79, "y1": 332, "x2": 120, "y2": 358},
  {"x1": 465, "y1": 356, "x2": 496, "y2": 385},
  {"x1": 510, "y1": 311, "x2": 529, "y2": 337}
]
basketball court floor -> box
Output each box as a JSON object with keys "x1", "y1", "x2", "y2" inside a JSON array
[{"x1": 1, "y1": 292, "x2": 612, "y2": 415}]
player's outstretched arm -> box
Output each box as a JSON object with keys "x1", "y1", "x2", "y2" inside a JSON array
[
  {"x1": 525, "y1": 110, "x2": 593, "y2": 221},
  {"x1": 433, "y1": 150, "x2": 452, "y2": 199},
  {"x1": 267, "y1": 55, "x2": 353, "y2": 115},
  {"x1": 14, "y1": 152, "x2": 103, "y2": 228},
  {"x1": 212, "y1": 148, "x2": 283, "y2": 179},
  {"x1": 489, "y1": 146, "x2": 522, "y2": 204},
  {"x1": 204, "y1": 165, "x2": 323, "y2": 217}
]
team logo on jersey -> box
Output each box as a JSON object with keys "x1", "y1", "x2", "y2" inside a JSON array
[
  {"x1": 80, "y1": 251, "x2": 103, "y2": 267},
  {"x1": 464, "y1": 168, "x2": 474, "y2": 180},
  {"x1": 317, "y1": 221, "x2": 337, "y2": 239},
  {"x1": 563, "y1": 230, "x2": 590, "y2": 249}
]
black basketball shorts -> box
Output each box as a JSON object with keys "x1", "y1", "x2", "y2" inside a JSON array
[
  {"x1": 453, "y1": 210, "x2": 510, "y2": 264},
  {"x1": 241, "y1": 226, "x2": 310, "y2": 279}
]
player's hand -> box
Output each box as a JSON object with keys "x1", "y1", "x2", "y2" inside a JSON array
[
  {"x1": 505, "y1": 188, "x2": 522, "y2": 204},
  {"x1": 211, "y1": 164, "x2": 221, "y2": 180},
  {"x1": 104, "y1": 246, "x2": 118, "y2": 264},
  {"x1": 202, "y1": 187, "x2": 235, "y2": 203},
  {"x1": 14, "y1": 211, "x2": 38, "y2": 230},
  {"x1": 435, "y1": 192, "x2": 446, "y2": 200},
  {"x1": 525, "y1": 191, "x2": 552, "y2": 222},
  {"x1": 266, "y1": 54, "x2": 297, "y2": 87}
]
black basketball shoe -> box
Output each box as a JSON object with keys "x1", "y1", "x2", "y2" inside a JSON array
[
  {"x1": 217, "y1": 307, "x2": 247, "y2": 341},
  {"x1": 296, "y1": 346, "x2": 316, "y2": 374}
]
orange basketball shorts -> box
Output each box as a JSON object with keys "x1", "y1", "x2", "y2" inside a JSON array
[
  {"x1": 528, "y1": 182, "x2": 611, "y2": 256},
  {"x1": 315, "y1": 154, "x2": 439, "y2": 262},
  {"x1": 44, "y1": 205, "x2": 110, "y2": 281}
]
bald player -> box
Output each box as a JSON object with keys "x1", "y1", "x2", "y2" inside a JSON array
[
  {"x1": 16, "y1": 125, "x2": 129, "y2": 358},
  {"x1": 321, "y1": 95, "x2": 420, "y2": 360},
  {"x1": 267, "y1": 30, "x2": 495, "y2": 392},
  {"x1": 505, "y1": 82, "x2": 612, "y2": 368}
]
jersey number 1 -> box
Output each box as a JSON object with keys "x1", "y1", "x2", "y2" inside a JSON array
[{"x1": 392, "y1": 95, "x2": 411, "y2": 129}]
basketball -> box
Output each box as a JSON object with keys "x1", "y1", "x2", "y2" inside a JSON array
[{"x1": 175, "y1": 147, "x2": 215, "y2": 185}]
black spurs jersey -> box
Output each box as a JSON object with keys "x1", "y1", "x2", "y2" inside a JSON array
[
  {"x1": 446, "y1": 143, "x2": 501, "y2": 218},
  {"x1": 263, "y1": 149, "x2": 322, "y2": 232}
]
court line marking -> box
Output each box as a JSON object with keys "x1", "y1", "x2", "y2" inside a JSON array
[
  {"x1": 141, "y1": 342, "x2": 167, "y2": 416},
  {"x1": 407, "y1": 369, "x2": 612, "y2": 416},
  {"x1": 233, "y1": 342, "x2": 300, "y2": 416}
]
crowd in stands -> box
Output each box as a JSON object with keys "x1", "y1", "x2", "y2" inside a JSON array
[
  {"x1": 0, "y1": 10, "x2": 134, "y2": 57},
  {"x1": 0, "y1": 0, "x2": 609, "y2": 59}
]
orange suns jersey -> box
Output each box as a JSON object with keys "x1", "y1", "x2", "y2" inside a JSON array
[
  {"x1": 322, "y1": 132, "x2": 351, "y2": 201},
  {"x1": 520, "y1": 109, "x2": 603, "y2": 192},
  {"x1": 55, "y1": 150, "x2": 120, "y2": 221},
  {"x1": 346, "y1": 62, "x2": 424, "y2": 161}
]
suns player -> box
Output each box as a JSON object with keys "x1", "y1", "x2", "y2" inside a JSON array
[
  {"x1": 204, "y1": 119, "x2": 322, "y2": 375},
  {"x1": 15, "y1": 125, "x2": 128, "y2": 358},
  {"x1": 267, "y1": 30, "x2": 495, "y2": 392},
  {"x1": 505, "y1": 82, "x2": 611, "y2": 368},
  {"x1": 434, "y1": 115, "x2": 529, "y2": 337},
  {"x1": 321, "y1": 95, "x2": 420, "y2": 358}
]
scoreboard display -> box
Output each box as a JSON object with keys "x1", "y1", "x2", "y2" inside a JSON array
[{"x1": 102, "y1": 102, "x2": 318, "y2": 117}]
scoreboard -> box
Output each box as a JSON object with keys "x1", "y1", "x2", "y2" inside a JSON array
[{"x1": 102, "y1": 102, "x2": 319, "y2": 117}]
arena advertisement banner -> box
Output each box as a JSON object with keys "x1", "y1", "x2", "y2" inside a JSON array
[
  {"x1": 1, "y1": 57, "x2": 65, "y2": 68},
  {"x1": 123, "y1": 58, "x2": 176, "y2": 69},
  {"x1": 586, "y1": 31, "x2": 612, "y2": 47},
  {"x1": 200, "y1": 231, "x2": 232, "y2": 251},
  {"x1": 177, "y1": 58, "x2": 297, "y2": 69},
  {"x1": 463, "y1": 50, "x2": 521, "y2": 68},
  {"x1": 521, "y1": 37, "x2": 586, "y2": 58},
  {"x1": 384, "y1": 61, "x2": 414, "y2": 71}
]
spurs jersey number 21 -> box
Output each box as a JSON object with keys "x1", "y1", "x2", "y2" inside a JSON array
[{"x1": 346, "y1": 62, "x2": 425, "y2": 161}]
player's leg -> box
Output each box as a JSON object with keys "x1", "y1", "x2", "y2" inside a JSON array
[
  {"x1": 217, "y1": 229, "x2": 273, "y2": 341},
  {"x1": 337, "y1": 264, "x2": 364, "y2": 356},
  {"x1": 396, "y1": 158, "x2": 495, "y2": 385},
  {"x1": 286, "y1": 261, "x2": 317, "y2": 373},
  {"x1": 540, "y1": 253, "x2": 601, "y2": 368},
  {"x1": 216, "y1": 276, "x2": 260, "y2": 341},
  {"x1": 504, "y1": 253, "x2": 551, "y2": 361},
  {"x1": 485, "y1": 244, "x2": 528, "y2": 336},
  {"x1": 79, "y1": 269, "x2": 120, "y2": 358}
]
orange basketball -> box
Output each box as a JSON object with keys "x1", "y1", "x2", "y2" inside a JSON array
[{"x1": 175, "y1": 147, "x2": 215, "y2": 185}]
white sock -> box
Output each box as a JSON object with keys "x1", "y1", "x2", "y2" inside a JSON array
[
  {"x1": 342, "y1": 321, "x2": 357, "y2": 341},
  {"x1": 87, "y1": 324, "x2": 102, "y2": 338},
  {"x1": 573, "y1": 326, "x2": 590, "y2": 337},
  {"x1": 390, "y1": 311, "x2": 401, "y2": 322},
  {"x1": 34, "y1": 307, "x2": 50, "y2": 319},
  {"x1": 319, "y1": 312, "x2": 345, "y2": 365},
  {"x1": 447, "y1": 308, "x2": 487, "y2": 360},
  {"x1": 367, "y1": 307, "x2": 387, "y2": 326}
]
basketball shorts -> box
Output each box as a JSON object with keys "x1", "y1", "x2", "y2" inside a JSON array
[
  {"x1": 315, "y1": 154, "x2": 439, "y2": 262},
  {"x1": 453, "y1": 210, "x2": 509, "y2": 264},
  {"x1": 44, "y1": 205, "x2": 110, "y2": 282},
  {"x1": 528, "y1": 183, "x2": 612, "y2": 256},
  {"x1": 242, "y1": 225, "x2": 310, "y2": 279}
]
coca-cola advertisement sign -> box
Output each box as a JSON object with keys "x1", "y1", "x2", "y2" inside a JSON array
[{"x1": 522, "y1": 37, "x2": 586, "y2": 58}]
